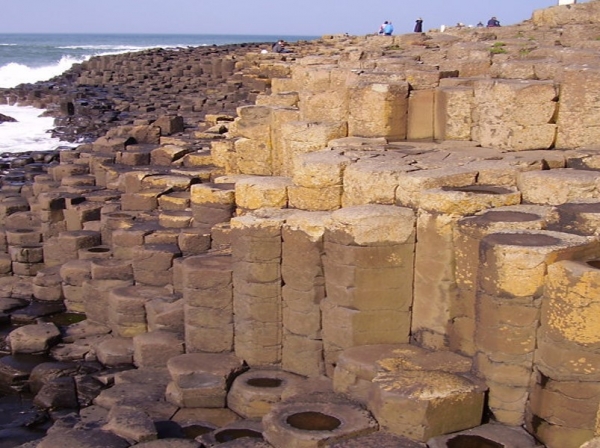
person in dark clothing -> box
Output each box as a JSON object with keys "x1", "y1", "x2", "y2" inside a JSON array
[
  {"x1": 272, "y1": 40, "x2": 291, "y2": 53},
  {"x1": 414, "y1": 18, "x2": 423, "y2": 33},
  {"x1": 487, "y1": 16, "x2": 501, "y2": 27}
]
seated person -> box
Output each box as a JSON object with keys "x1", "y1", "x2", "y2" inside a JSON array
[
  {"x1": 272, "y1": 40, "x2": 291, "y2": 53},
  {"x1": 487, "y1": 16, "x2": 501, "y2": 27}
]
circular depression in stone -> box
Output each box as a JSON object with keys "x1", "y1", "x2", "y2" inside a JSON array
[
  {"x1": 443, "y1": 185, "x2": 513, "y2": 195},
  {"x1": 246, "y1": 377, "x2": 283, "y2": 388},
  {"x1": 106, "y1": 212, "x2": 135, "y2": 219},
  {"x1": 214, "y1": 428, "x2": 263, "y2": 443},
  {"x1": 447, "y1": 434, "x2": 504, "y2": 448},
  {"x1": 587, "y1": 260, "x2": 600, "y2": 270},
  {"x1": 485, "y1": 233, "x2": 561, "y2": 247},
  {"x1": 286, "y1": 411, "x2": 342, "y2": 431},
  {"x1": 479, "y1": 211, "x2": 540, "y2": 223},
  {"x1": 182, "y1": 424, "x2": 214, "y2": 438},
  {"x1": 559, "y1": 202, "x2": 600, "y2": 213},
  {"x1": 87, "y1": 247, "x2": 110, "y2": 253}
]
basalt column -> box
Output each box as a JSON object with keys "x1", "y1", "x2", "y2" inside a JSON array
[
  {"x1": 181, "y1": 253, "x2": 234, "y2": 353},
  {"x1": 231, "y1": 214, "x2": 284, "y2": 367},
  {"x1": 474, "y1": 230, "x2": 596, "y2": 425},
  {"x1": 528, "y1": 259, "x2": 600, "y2": 448},
  {"x1": 321, "y1": 204, "x2": 416, "y2": 376},
  {"x1": 411, "y1": 185, "x2": 521, "y2": 351},
  {"x1": 452, "y1": 205, "x2": 556, "y2": 355},
  {"x1": 281, "y1": 211, "x2": 331, "y2": 377}
]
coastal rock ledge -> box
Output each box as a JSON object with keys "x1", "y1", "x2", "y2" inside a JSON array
[{"x1": 2, "y1": 2, "x2": 600, "y2": 448}]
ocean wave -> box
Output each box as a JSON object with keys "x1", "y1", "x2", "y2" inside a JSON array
[
  {"x1": 59, "y1": 44, "x2": 156, "y2": 51},
  {"x1": 0, "y1": 105, "x2": 75, "y2": 154},
  {"x1": 58, "y1": 44, "x2": 191, "y2": 51},
  {"x1": 0, "y1": 43, "x2": 18, "y2": 46},
  {"x1": 0, "y1": 55, "x2": 86, "y2": 88}
]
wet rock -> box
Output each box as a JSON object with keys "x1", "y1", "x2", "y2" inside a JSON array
[
  {"x1": 102, "y1": 404, "x2": 158, "y2": 443},
  {"x1": 8, "y1": 321, "x2": 61, "y2": 354},
  {"x1": 0, "y1": 113, "x2": 17, "y2": 123},
  {"x1": 10, "y1": 301, "x2": 66, "y2": 325},
  {"x1": 0, "y1": 353, "x2": 53, "y2": 392},
  {"x1": 34, "y1": 376, "x2": 78, "y2": 410},
  {"x1": 35, "y1": 428, "x2": 130, "y2": 448}
]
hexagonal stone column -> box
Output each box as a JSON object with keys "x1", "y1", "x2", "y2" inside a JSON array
[
  {"x1": 321, "y1": 205, "x2": 415, "y2": 375},
  {"x1": 165, "y1": 352, "x2": 245, "y2": 408},
  {"x1": 475, "y1": 230, "x2": 596, "y2": 425}
]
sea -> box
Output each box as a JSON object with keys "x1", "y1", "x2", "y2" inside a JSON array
[{"x1": 0, "y1": 33, "x2": 317, "y2": 154}]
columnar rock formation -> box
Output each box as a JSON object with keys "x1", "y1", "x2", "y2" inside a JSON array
[{"x1": 2, "y1": 2, "x2": 600, "y2": 448}]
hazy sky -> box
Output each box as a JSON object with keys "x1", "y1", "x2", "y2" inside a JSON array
[{"x1": 2, "y1": 0, "x2": 575, "y2": 36}]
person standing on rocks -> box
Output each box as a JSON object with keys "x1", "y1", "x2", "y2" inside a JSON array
[{"x1": 414, "y1": 17, "x2": 423, "y2": 33}]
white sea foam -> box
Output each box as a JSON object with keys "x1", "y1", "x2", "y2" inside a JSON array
[
  {"x1": 0, "y1": 55, "x2": 86, "y2": 89},
  {"x1": 0, "y1": 105, "x2": 76, "y2": 154}
]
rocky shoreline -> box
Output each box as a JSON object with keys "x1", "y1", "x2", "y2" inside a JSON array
[
  {"x1": 1, "y1": 2, "x2": 600, "y2": 447},
  {"x1": 0, "y1": 41, "x2": 301, "y2": 144}
]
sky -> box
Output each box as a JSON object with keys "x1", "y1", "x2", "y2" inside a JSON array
[{"x1": 1, "y1": 0, "x2": 579, "y2": 36}]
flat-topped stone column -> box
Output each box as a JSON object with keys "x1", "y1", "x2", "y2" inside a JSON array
[
  {"x1": 368, "y1": 346, "x2": 485, "y2": 442},
  {"x1": 342, "y1": 151, "x2": 414, "y2": 207},
  {"x1": 281, "y1": 211, "x2": 330, "y2": 377},
  {"x1": 475, "y1": 230, "x2": 597, "y2": 425},
  {"x1": 347, "y1": 81, "x2": 409, "y2": 140},
  {"x1": 472, "y1": 79, "x2": 557, "y2": 151},
  {"x1": 556, "y1": 65, "x2": 600, "y2": 149},
  {"x1": 549, "y1": 201, "x2": 600, "y2": 236},
  {"x1": 411, "y1": 185, "x2": 522, "y2": 350},
  {"x1": 452, "y1": 205, "x2": 557, "y2": 355},
  {"x1": 278, "y1": 121, "x2": 347, "y2": 177},
  {"x1": 107, "y1": 285, "x2": 173, "y2": 338},
  {"x1": 517, "y1": 168, "x2": 600, "y2": 205},
  {"x1": 181, "y1": 253, "x2": 234, "y2": 353},
  {"x1": 528, "y1": 259, "x2": 600, "y2": 447},
  {"x1": 43, "y1": 230, "x2": 101, "y2": 267},
  {"x1": 231, "y1": 213, "x2": 285, "y2": 367},
  {"x1": 235, "y1": 176, "x2": 292, "y2": 212},
  {"x1": 228, "y1": 105, "x2": 273, "y2": 175},
  {"x1": 189, "y1": 182, "x2": 236, "y2": 231},
  {"x1": 288, "y1": 150, "x2": 351, "y2": 211},
  {"x1": 132, "y1": 243, "x2": 181, "y2": 287},
  {"x1": 165, "y1": 352, "x2": 245, "y2": 408},
  {"x1": 321, "y1": 205, "x2": 415, "y2": 375}
]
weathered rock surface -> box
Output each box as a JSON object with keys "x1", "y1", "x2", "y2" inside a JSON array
[{"x1": 4, "y1": 2, "x2": 600, "y2": 448}]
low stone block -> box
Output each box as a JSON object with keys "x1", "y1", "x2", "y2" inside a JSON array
[
  {"x1": 133, "y1": 330, "x2": 184, "y2": 368},
  {"x1": 165, "y1": 352, "x2": 245, "y2": 408},
  {"x1": 370, "y1": 369, "x2": 485, "y2": 441}
]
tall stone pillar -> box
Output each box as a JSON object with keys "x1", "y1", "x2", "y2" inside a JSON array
[
  {"x1": 181, "y1": 254, "x2": 234, "y2": 353},
  {"x1": 475, "y1": 230, "x2": 596, "y2": 425},
  {"x1": 452, "y1": 205, "x2": 556, "y2": 355},
  {"x1": 321, "y1": 205, "x2": 416, "y2": 375},
  {"x1": 411, "y1": 185, "x2": 521, "y2": 350},
  {"x1": 529, "y1": 259, "x2": 600, "y2": 447},
  {"x1": 281, "y1": 211, "x2": 331, "y2": 377},
  {"x1": 231, "y1": 214, "x2": 285, "y2": 367}
]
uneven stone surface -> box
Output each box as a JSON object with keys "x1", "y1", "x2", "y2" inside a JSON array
[{"x1": 6, "y1": 3, "x2": 600, "y2": 447}]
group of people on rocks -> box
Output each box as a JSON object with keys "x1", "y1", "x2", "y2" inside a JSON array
[
  {"x1": 377, "y1": 17, "x2": 423, "y2": 35},
  {"x1": 376, "y1": 15, "x2": 500, "y2": 35}
]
